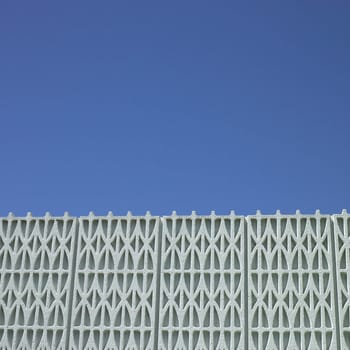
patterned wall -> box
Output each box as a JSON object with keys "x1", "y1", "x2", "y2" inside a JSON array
[{"x1": 0, "y1": 211, "x2": 349, "y2": 349}]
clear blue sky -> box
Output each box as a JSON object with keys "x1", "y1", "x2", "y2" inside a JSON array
[{"x1": 1, "y1": 1, "x2": 349, "y2": 216}]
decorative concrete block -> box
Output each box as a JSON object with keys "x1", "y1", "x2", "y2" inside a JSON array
[
  {"x1": 69, "y1": 213, "x2": 160, "y2": 350},
  {"x1": 333, "y1": 211, "x2": 350, "y2": 349},
  {"x1": 0, "y1": 213, "x2": 76, "y2": 350},
  {"x1": 247, "y1": 212, "x2": 337, "y2": 349},
  {"x1": 158, "y1": 212, "x2": 245, "y2": 350}
]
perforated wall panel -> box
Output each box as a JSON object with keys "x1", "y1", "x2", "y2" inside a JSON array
[
  {"x1": 247, "y1": 213, "x2": 337, "y2": 349},
  {"x1": 69, "y1": 213, "x2": 159, "y2": 350},
  {"x1": 158, "y1": 213, "x2": 245, "y2": 349},
  {"x1": 1, "y1": 211, "x2": 349, "y2": 349},
  {"x1": 0, "y1": 214, "x2": 76, "y2": 350},
  {"x1": 334, "y1": 212, "x2": 350, "y2": 349}
]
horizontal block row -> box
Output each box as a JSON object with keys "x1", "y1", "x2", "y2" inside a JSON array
[{"x1": 0, "y1": 212, "x2": 349, "y2": 349}]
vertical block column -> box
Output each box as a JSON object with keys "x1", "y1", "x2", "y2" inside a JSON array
[
  {"x1": 158, "y1": 213, "x2": 245, "y2": 349},
  {"x1": 247, "y1": 213, "x2": 337, "y2": 349},
  {"x1": 69, "y1": 213, "x2": 159, "y2": 350},
  {"x1": 0, "y1": 213, "x2": 76, "y2": 349},
  {"x1": 333, "y1": 211, "x2": 350, "y2": 349}
]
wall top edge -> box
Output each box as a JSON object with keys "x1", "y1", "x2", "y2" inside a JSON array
[{"x1": 0, "y1": 209, "x2": 348, "y2": 220}]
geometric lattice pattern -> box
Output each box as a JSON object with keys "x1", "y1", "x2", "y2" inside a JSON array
[
  {"x1": 247, "y1": 212, "x2": 337, "y2": 349},
  {"x1": 69, "y1": 213, "x2": 159, "y2": 350},
  {"x1": 334, "y1": 211, "x2": 350, "y2": 350},
  {"x1": 1, "y1": 211, "x2": 350, "y2": 349},
  {"x1": 0, "y1": 213, "x2": 76, "y2": 350},
  {"x1": 158, "y1": 212, "x2": 245, "y2": 349}
]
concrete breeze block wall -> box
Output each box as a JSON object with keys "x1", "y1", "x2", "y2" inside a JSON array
[{"x1": 0, "y1": 211, "x2": 349, "y2": 349}]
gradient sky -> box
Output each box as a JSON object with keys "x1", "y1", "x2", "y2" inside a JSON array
[{"x1": 1, "y1": 1, "x2": 349, "y2": 216}]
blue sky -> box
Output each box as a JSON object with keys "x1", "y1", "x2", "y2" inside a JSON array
[{"x1": 0, "y1": 1, "x2": 349, "y2": 216}]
